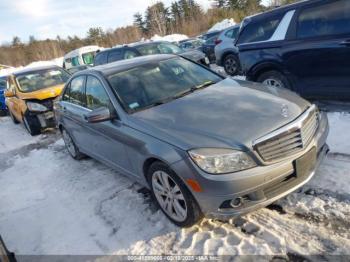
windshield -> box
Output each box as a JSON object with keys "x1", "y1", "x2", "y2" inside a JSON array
[
  {"x1": 16, "y1": 68, "x2": 70, "y2": 93},
  {"x1": 135, "y1": 42, "x2": 183, "y2": 56},
  {"x1": 0, "y1": 77, "x2": 6, "y2": 90},
  {"x1": 82, "y1": 51, "x2": 96, "y2": 65},
  {"x1": 108, "y1": 57, "x2": 222, "y2": 113}
]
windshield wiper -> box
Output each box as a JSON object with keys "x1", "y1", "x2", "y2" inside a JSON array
[
  {"x1": 172, "y1": 80, "x2": 216, "y2": 100},
  {"x1": 195, "y1": 80, "x2": 215, "y2": 90},
  {"x1": 134, "y1": 80, "x2": 217, "y2": 112}
]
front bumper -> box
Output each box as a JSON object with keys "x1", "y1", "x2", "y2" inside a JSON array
[{"x1": 170, "y1": 112, "x2": 329, "y2": 219}]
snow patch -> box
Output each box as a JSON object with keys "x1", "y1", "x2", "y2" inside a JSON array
[
  {"x1": 151, "y1": 34, "x2": 189, "y2": 43},
  {"x1": 208, "y1": 19, "x2": 236, "y2": 32},
  {"x1": 327, "y1": 112, "x2": 350, "y2": 155}
]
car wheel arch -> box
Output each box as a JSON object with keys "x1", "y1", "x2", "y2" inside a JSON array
[
  {"x1": 251, "y1": 62, "x2": 286, "y2": 81},
  {"x1": 222, "y1": 51, "x2": 239, "y2": 62},
  {"x1": 143, "y1": 157, "x2": 194, "y2": 194}
]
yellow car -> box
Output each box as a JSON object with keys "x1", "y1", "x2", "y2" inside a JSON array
[{"x1": 5, "y1": 65, "x2": 70, "y2": 135}]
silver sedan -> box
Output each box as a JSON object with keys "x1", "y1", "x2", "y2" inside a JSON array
[{"x1": 55, "y1": 54, "x2": 329, "y2": 227}]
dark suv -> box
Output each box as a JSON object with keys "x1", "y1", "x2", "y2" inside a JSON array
[
  {"x1": 236, "y1": 0, "x2": 350, "y2": 100},
  {"x1": 94, "y1": 41, "x2": 210, "y2": 67}
]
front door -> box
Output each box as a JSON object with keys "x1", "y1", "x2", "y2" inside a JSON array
[
  {"x1": 82, "y1": 75, "x2": 134, "y2": 175},
  {"x1": 6, "y1": 77, "x2": 21, "y2": 121}
]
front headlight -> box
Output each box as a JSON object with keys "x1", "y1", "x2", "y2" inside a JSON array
[
  {"x1": 26, "y1": 102, "x2": 48, "y2": 112},
  {"x1": 204, "y1": 57, "x2": 210, "y2": 65},
  {"x1": 188, "y1": 148, "x2": 256, "y2": 174}
]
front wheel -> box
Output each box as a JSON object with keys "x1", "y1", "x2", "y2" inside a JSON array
[
  {"x1": 257, "y1": 70, "x2": 292, "y2": 90},
  {"x1": 223, "y1": 54, "x2": 240, "y2": 76},
  {"x1": 23, "y1": 114, "x2": 41, "y2": 136},
  {"x1": 148, "y1": 162, "x2": 203, "y2": 227},
  {"x1": 62, "y1": 128, "x2": 85, "y2": 160}
]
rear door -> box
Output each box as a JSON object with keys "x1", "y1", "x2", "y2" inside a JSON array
[
  {"x1": 283, "y1": 0, "x2": 350, "y2": 99},
  {"x1": 60, "y1": 75, "x2": 90, "y2": 151}
]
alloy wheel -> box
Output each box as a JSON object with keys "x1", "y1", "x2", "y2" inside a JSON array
[
  {"x1": 152, "y1": 170, "x2": 187, "y2": 222},
  {"x1": 224, "y1": 57, "x2": 238, "y2": 75},
  {"x1": 263, "y1": 78, "x2": 285, "y2": 89},
  {"x1": 62, "y1": 129, "x2": 77, "y2": 157}
]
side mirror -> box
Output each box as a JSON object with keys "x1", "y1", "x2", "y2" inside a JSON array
[
  {"x1": 4, "y1": 89, "x2": 15, "y2": 97},
  {"x1": 84, "y1": 107, "x2": 115, "y2": 123}
]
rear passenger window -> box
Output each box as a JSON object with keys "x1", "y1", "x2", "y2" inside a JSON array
[
  {"x1": 94, "y1": 52, "x2": 108, "y2": 66},
  {"x1": 124, "y1": 50, "x2": 138, "y2": 59},
  {"x1": 108, "y1": 50, "x2": 122, "y2": 63},
  {"x1": 72, "y1": 56, "x2": 80, "y2": 66},
  {"x1": 69, "y1": 76, "x2": 85, "y2": 106},
  {"x1": 237, "y1": 14, "x2": 283, "y2": 44},
  {"x1": 85, "y1": 76, "x2": 111, "y2": 110},
  {"x1": 225, "y1": 29, "x2": 233, "y2": 38},
  {"x1": 225, "y1": 28, "x2": 239, "y2": 39},
  {"x1": 297, "y1": 0, "x2": 350, "y2": 39}
]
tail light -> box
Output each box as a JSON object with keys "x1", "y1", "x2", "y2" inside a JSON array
[{"x1": 215, "y1": 39, "x2": 222, "y2": 45}]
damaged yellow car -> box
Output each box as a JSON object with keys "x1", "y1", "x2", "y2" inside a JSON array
[{"x1": 5, "y1": 65, "x2": 70, "y2": 135}]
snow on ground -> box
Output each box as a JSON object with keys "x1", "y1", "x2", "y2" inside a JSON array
[
  {"x1": 208, "y1": 18, "x2": 236, "y2": 32},
  {"x1": 0, "y1": 117, "x2": 47, "y2": 154},
  {"x1": 0, "y1": 110, "x2": 349, "y2": 256},
  {"x1": 327, "y1": 112, "x2": 350, "y2": 155},
  {"x1": 151, "y1": 34, "x2": 189, "y2": 43}
]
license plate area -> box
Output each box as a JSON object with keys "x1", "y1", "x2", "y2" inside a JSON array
[
  {"x1": 44, "y1": 111, "x2": 54, "y2": 119},
  {"x1": 294, "y1": 147, "x2": 317, "y2": 178}
]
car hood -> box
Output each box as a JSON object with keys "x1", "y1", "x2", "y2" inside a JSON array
[
  {"x1": 18, "y1": 84, "x2": 65, "y2": 100},
  {"x1": 128, "y1": 78, "x2": 310, "y2": 151},
  {"x1": 179, "y1": 49, "x2": 206, "y2": 62}
]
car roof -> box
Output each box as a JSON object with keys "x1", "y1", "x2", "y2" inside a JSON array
[
  {"x1": 13, "y1": 65, "x2": 62, "y2": 76},
  {"x1": 88, "y1": 54, "x2": 176, "y2": 76},
  {"x1": 245, "y1": 0, "x2": 321, "y2": 21},
  {"x1": 128, "y1": 41, "x2": 171, "y2": 47},
  {"x1": 97, "y1": 41, "x2": 173, "y2": 55}
]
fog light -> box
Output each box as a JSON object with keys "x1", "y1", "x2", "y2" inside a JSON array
[{"x1": 230, "y1": 197, "x2": 243, "y2": 208}]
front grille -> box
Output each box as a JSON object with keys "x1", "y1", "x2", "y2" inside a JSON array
[{"x1": 254, "y1": 106, "x2": 318, "y2": 162}]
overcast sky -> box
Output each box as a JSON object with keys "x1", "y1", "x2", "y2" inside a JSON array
[{"x1": 0, "y1": 0, "x2": 269, "y2": 44}]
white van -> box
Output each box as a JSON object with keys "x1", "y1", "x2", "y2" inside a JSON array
[{"x1": 63, "y1": 46, "x2": 102, "y2": 69}]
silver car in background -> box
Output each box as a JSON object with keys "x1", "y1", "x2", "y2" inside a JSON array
[
  {"x1": 214, "y1": 24, "x2": 241, "y2": 76},
  {"x1": 55, "y1": 54, "x2": 329, "y2": 227}
]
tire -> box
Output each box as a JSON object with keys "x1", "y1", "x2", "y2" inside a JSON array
[
  {"x1": 223, "y1": 54, "x2": 240, "y2": 76},
  {"x1": 9, "y1": 110, "x2": 19, "y2": 124},
  {"x1": 23, "y1": 114, "x2": 41, "y2": 136},
  {"x1": 61, "y1": 127, "x2": 85, "y2": 160},
  {"x1": 147, "y1": 161, "x2": 203, "y2": 227},
  {"x1": 257, "y1": 70, "x2": 292, "y2": 90},
  {"x1": 0, "y1": 110, "x2": 7, "y2": 117}
]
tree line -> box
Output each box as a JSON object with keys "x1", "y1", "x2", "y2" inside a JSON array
[{"x1": 0, "y1": 0, "x2": 299, "y2": 67}]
